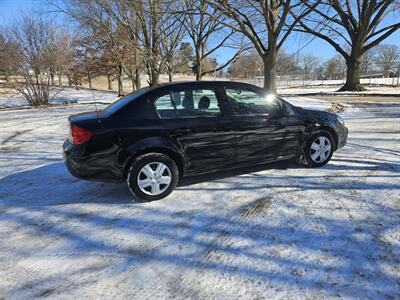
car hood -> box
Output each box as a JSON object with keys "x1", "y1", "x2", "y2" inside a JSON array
[{"x1": 298, "y1": 107, "x2": 338, "y2": 121}]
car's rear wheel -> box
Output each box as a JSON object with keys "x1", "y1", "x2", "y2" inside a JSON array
[
  {"x1": 303, "y1": 131, "x2": 334, "y2": 168},
  {"x1": 127, "y1": 153, "x2": 179, "y2": 201}
]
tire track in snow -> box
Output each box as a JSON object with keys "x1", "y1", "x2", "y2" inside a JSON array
[
  {"x1": 169, "y1": 196, "x2": 273, "y2": 298},
  {"x1": 1, "y1": 129, "x2": 33, "y2": 145},
  {"x1": 200, "y1": 196, "x2": 272, "y2": 262}
]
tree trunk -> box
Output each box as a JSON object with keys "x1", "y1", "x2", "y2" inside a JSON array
[
  {"x1": 117, "y1": 65, "x2": 124, "y2": 96},
  {"x1": 131, "y1": 77, "x2": 136, "y2": 91},
  {"x1": 195, "y1": 66, "x2": 201, "y2": 80},
  {"x1": 150, "y1": 68, "x2": 159, "y2": 86},
  {"x1": 58, "y1": 74, "x2": 62, "y2": 87},
  {"x1": 339, "y1": 56, "x2": 365, "y2": 91},
  {"x1": 195, "y1": 58, "x2": 202, "y2": 81},
  {"x1": 50, "y1": 72, "x2": 55, "y2": 85},
  {"x1": 262, "y1": 50, "x2": 277, "y2": 93},
  {"x1": 87, "y1": 72, "x2": 92, "y2": 89},
  {"x1": 67, "y1": 75, "x2": 72, "y2": 87},
  {"x1": 168, "y1": 69, "x2": 173, "y2": 82},
  {"x1": 135, "y1": 70, "x2": 141, "y2": 90},
  {"x1": 107, "y1": 74, "x2": 113, "y2": 90}
]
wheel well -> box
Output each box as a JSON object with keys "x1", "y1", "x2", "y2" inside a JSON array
[
  {"x1": 319, "y1": 127, "x2": 338, "y2": 150},
  {"x1": 123, "y1": 147, "x2": 185, "y2": 179}
]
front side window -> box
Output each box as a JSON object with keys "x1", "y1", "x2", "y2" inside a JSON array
[
  {"x1": 155, "y1": 88, "x2": 221, "y2": 118},
  {"x1": 226, "y1": 87, "x2": 282, "y2": 115}
]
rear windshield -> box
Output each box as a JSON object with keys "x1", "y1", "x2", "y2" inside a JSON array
[{"x1": 102, "y1": 87, "x2": 152, "y2": 115}]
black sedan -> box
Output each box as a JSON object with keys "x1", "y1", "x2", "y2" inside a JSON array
[{"x1": 63, "y1": 81, "x2": 348, "y2": 201}]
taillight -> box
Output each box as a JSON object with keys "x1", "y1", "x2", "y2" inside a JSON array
[{"x1": 70, "y1": 124, "x2": 93, "y2": 145}]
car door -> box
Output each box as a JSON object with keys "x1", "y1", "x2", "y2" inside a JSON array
[
  {"x1": 223, "y1": 83, "x2": 301, "y2": 164},
  {"x1": 154, "y1": 85, "x2": 236, "y2": 175}
]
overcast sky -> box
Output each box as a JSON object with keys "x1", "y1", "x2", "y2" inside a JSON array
[{"x1": 1, "y1": 0, "x2": 399, "y2": 64}]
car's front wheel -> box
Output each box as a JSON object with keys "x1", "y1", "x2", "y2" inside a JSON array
[
  {"x1": 303, "y1": 131, "x2": 334, "y2": 168},
  {"x1": 127, "y1": 153, "x2": 179, "y2": 201}
]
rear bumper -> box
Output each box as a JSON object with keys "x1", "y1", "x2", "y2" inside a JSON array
[{"x1": 63, "y1": 140, "x2": 124, "y2": 182}]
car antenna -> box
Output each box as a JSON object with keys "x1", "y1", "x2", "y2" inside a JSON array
[{"x1": 91, "y1": 88, "x2": 101, "y2": 124}]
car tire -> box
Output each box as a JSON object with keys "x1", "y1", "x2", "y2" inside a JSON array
[
  {"x1": 303, "y1": 131, "x2": 334, "y2": 168},
  {"x1": 127, "y1": 153, "x2": 179, "y2": 201}
]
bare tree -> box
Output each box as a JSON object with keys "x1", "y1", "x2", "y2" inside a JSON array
[
  {"x1": 0, "y1": 33, "x2": 20, "y2": 82},
  {"x1": 0, "y1": 34, "x2": 6, "y2": 77},
  {"x1": 160, "y1": 5, "x2": 186, "y2": 82},
  {"x1": 276, "y1": 49, "x2": 300, "y2": 75},
  {"x1": 314, "y1": 65, "x2": 325, "y2": 80},
  {"x1": 95, "y1": 0, "x2": 186, "y2": 87},
  {"x1": 54, "y1": 31, "x2": 74, "y2": 87},
  {"x1": 174, "y1": 42, "x2": 195, "y2": 74},
  {"x1": 361, "y1": 48, "x2": 377, "y2": 75},
  {"x1": 295, "y1": 0, "x2": 400, "y2": 91},
  {"x1": 300, "y1": 54, "x2": 319, "y2": 77},
  {"x1": 375, "y1": 44, "x2": 400, "y2": 77},
  {"x1": 178, "y1": 0, "x2": 243, "y2": 80},
  {"x1": 229, "y1": 52, "x2": 263, "y2": 78},
  {"x1": 208, "y1": 0, "x2": 315, "y2": 92},
  {"x1": 7, "y1": 15, "x2": 59, "y2": 106},
  {"x1": 326, "y1": 55, "x2": 346, "y2": 80},
  {"x1": 67, "y1": 53, "x2": 87, "y2": 90},
  {"x1": 49, "y1": 0, "x2": 141, "y2": 93},
  {"x1": 78, "y1": 0, "x2": 174, "y2": 87}
]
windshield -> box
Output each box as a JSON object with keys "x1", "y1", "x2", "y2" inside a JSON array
[{"x1": 102, "y1": 87, "x2": 152, "y2": 115}]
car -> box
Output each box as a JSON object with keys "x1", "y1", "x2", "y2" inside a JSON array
[{"x1": 63, "y1": 81, "x2": 348, "y2": 201}]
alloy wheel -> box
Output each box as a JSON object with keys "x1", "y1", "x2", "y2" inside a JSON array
[
  {"x1": 137, "y1": 162, "x2": 172, "y2": 195},
  {"x1": 310, "y1": 136, "x2": 332, "y2": 163}
]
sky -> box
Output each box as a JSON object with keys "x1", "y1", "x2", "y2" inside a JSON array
[
  {"x1": 0, "y1": 0, "x2": 40, "y2": 23},
  {"x1": 1, "y1": 0, "x2": 399, "y2": 64}
]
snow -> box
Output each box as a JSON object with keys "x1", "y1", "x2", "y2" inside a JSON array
[
  {"x1": 237, "y1": 77, "x2": 400, "y2": 91},
  {"x1": 277, "y1": 77, "x2": 400, "y2": 88},
  {"x1": 286, "y1": 96, "x2": 334, "y2": 110},
  {"x1": 0, "y1": 88, "x2": 116, "y2": 109},
  {"x1": 0, "y1": 88, "x2": 399, "y2": 299},
  {"x1": 278, "y1": 85, "x2": 400, "y2": 96}
]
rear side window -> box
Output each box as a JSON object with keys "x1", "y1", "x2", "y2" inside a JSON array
[
  {"x1": 155, "y1": 89, "x2": 221, "y2": 118},
  {"x1": 102, "y1": 86, "x2": 152, "y2": 116},
  {"x1": 226, "y1": 87, "x2": 281, "y2": 115},
  {"x1": 154, "y1": 93, "x2": 176, "y2": 118}
]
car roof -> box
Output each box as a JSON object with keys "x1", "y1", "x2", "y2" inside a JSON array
[
  {"x1": 106, "y1": 80, "x2": 267, "y2": 117},
  {"x1": 146, "y1": 80, "x2": 262, "y2": 91}
]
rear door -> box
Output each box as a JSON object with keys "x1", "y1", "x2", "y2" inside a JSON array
[
  {"x1": 223, "y1": 83, "x2": 301, "y2": 163},
  {"x1": 154, "y1": 85, "x2": 236, "y2": 174}
]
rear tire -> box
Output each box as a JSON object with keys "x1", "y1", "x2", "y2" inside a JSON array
[
  {"x1": 303, "y1": 131, "x2": 334, "y2": 168},
  {"x1": 127, "y1": 153, "x2": 179, "y2": 201}
]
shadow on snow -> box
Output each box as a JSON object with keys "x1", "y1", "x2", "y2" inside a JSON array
[{"x1": 0, "y1": 156, "x2": 399, "y2": 297}]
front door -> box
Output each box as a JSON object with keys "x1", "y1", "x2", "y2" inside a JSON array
[{"x1": 223, "y1": 84, "x2": 300, "y2": 164}]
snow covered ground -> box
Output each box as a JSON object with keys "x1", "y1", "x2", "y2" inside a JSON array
[
  {"x1": 237, "y1": 77, "x2": 400, "y2": 90},
  {"x1": 278, "y1": 85, "x2": 400, "y2": 96},
  {"x1": 0, "y1": 89, "x2": 399, "y2": 299},
  {"x1": 0, "y1": 88, "x2": 116, "y2": 109}
]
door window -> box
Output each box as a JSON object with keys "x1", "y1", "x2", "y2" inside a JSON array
[
  {"x1": 154, "y1": 93, "x2": 177, "y2": 118},
  {"x1": 155, "y1": 89, "x2": 221, "y2": 118},
  {"x1": 225, "y1": 87, "x2": 282, "y2": 115}
]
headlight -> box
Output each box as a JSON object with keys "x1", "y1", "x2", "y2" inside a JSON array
[{"x1": 337, "y1": 116, "x2": 345, "y2": 126}]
